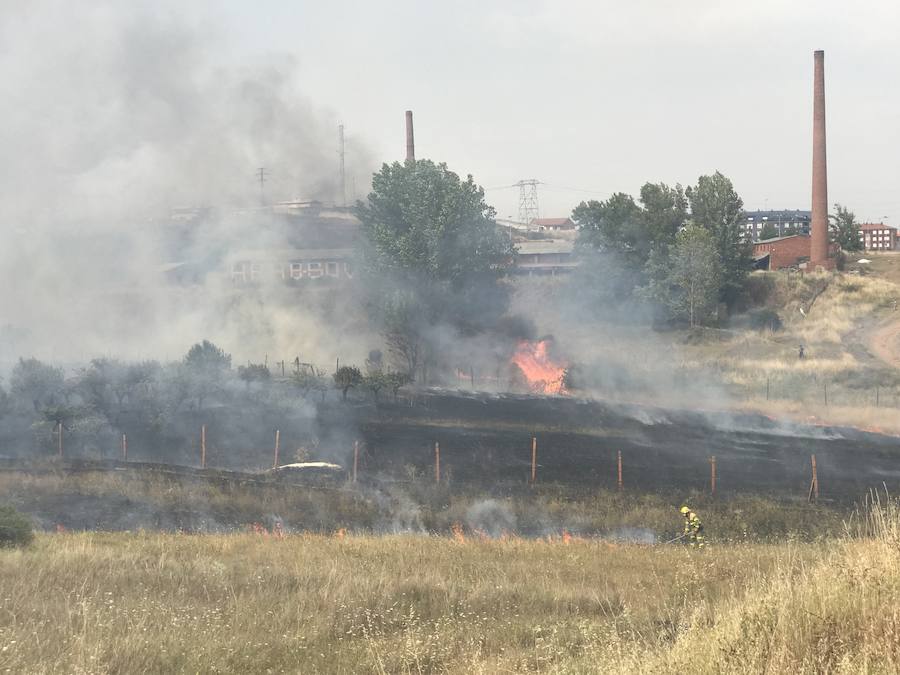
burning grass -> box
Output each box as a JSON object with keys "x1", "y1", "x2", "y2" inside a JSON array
[{"x1": 4, "y1": 499, "x2": 900, "y2": 674}]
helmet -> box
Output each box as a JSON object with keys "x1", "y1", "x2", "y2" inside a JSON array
[{"x1": 680, "y1": 506, "x2": 690, "y2": 515}]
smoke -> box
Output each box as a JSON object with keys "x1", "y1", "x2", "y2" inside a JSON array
[
  {"x1": 0, "y1": 1, "x2": 376, "y2": 368},
  {"x1": 465, "y1": 499, "x2": 517, "y2": 537}
]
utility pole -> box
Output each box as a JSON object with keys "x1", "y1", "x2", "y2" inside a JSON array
[
  {"x1": 338, "y1": 124, "x2": 346, "y2": 207},
  {"x1": 256, "y1": 167, "x2": 269, "y2": 205},
  {"x1": 515, "y1": 179, "x2": 540, "y2": 228}
]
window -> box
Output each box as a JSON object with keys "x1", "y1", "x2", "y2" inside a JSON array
[
  {"x1": 250, "y1": 263, "x2": 261, "y2": 281},
  {"x1": 307, "y1": 262, "x2": 323, "y2": 279},
  {"x1": 231, "y1": 263, "x2": 247, "y2": 282},
  {"x1": 290, "y1": 262, "x2": 303, "y2": 279},
  {"x1": 325, "y1": 261, "x2": 339, "y2": 277}
]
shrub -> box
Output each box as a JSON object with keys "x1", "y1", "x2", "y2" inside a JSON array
[{"x1": 0, "y1": 505, "x2": 34, "y2": 547}]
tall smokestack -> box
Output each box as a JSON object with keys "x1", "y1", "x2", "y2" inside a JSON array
[
  {"x1": 405, "y1": 110, "x2": 415, "y2": 162},
  {"x1": 811, "y1": 50, "x2": 829, "y2": 267}
]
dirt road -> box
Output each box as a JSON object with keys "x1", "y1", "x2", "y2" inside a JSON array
[{"x1": 868, "y1": 317, "x2": 900, "y2": 369}]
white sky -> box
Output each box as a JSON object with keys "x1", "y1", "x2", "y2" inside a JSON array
[{"x1": 202, "y1": 0, "x2": 900, "y2": 223}]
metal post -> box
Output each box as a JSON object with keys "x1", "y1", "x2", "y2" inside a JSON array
[
  {"x1": 531, "y1": 436, "x2": 537, "y2": 485},
  {"x1": 766, "y1": 377, "x2": 770, "y2": 401},
  {"x1": 353, "y1": 440, "x2": 359, "y2": 483},
  {"x1": 58, "y1": 422, "x2": 63, "y2": 458},
  {"x1": 273, "y1": 429, "x2": 280, "y2": 469},
  {"x1": 201, "y1": 424, "x2": 207, "y2": 469},
  {"x1": 710, "y1": 456, "x2": 717, "y2": 495},
  {"x1": 122, "y1": 434, "x2": 127, "y2": 461}
]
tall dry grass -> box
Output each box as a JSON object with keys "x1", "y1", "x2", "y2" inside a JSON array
[
  {"x1": 4, "y1": 492, "x2": 900, "y2": 674},
  {"x1": 0, "y1": 531, "x2": 811, "y2": 674}
]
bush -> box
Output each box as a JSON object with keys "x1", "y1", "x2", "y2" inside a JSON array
[{"x1": 0, "y1": 505, "x2": 34, "y2": 547}]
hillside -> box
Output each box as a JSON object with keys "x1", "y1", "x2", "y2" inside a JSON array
[{"x1": 513, "y1": 256, "x2": 900, "y2": 432}]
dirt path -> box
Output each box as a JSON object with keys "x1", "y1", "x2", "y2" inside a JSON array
[{"x1": 868, "y1": 316, "x2": 900, "y2": 369}]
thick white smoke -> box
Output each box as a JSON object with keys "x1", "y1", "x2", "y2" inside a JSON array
[{"x1": 0, "y1": 2, "x2": 376, "y2": 370}]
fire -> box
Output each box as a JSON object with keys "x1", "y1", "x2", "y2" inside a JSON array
[{"x1": 511, "y1": 339, "x2": 567, "y2": 395}]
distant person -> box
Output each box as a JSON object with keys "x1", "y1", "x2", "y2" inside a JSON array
[
  {"x1": 798, "y1": 345, "x2": 805, "y2": 360},
  {"x1": 680, "y1": 506, "x2": 704, "y2": 549}
]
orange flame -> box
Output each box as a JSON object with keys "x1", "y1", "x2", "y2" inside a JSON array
[{"x1": 511, "y1": 340, "x2": 567, "y2": 395}]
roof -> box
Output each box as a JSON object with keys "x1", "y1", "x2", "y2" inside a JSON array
[
  {"x1": 754, "y1": 234, "x2": 809, "y2": 245},
  {"x1": 859, "y1": 222, "x2": 896, "y2": 231},
  {"x1": 227, "y1": 248, "x2": 354, "y2": 261},
  {"x1": 516, "y1": 240, "x2": 575, "y2": 255},
  {"x1": 744, "y1": 209, "x2": 811, "y2": 220},
  {"x1": 531, "y1": 217, "x2": 575, "y2": 227}
]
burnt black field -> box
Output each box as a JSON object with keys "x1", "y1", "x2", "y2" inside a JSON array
[
  {"x1": 356, "y1": 391, "x2": 900, "y2": 501},
  {"x1": 7, "y1": 389, "x2": 898, "y2": 503}
]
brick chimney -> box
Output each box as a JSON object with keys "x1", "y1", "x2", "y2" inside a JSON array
[
  {"x1": 405, "y1": 110, "x2": 415, "y2": 162},
  {"x1": 810, "y1": 50, "x2": 829, "y2": 267}
]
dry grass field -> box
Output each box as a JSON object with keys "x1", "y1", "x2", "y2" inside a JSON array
[{"x1": 1, "y1": 498, "x2": 899, "y2": 674}]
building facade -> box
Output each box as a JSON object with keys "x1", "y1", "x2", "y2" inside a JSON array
[
  {"x1": 513, "y1": 240, "x2": 576, "y2": 275},
  {"x1": 743, "y1": 210, "x2": 811, "y2": 242},
  {"x1": 858, "y1": 223, "x2": 898, "y2": 251},
  {"x1": 752, "y1": 234, "x2": 811, "y2": 270}
]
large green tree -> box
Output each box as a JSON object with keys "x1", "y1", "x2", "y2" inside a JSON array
[
  {"x1": 644, "y1": 226, "x2": 721, "y2": 327},
  {"x1": 685, "y1": 172, "x2": 751, "y2": 305},
  {"x1": 830, "y1": 203, "x2": 862, "y2": 252},
  {"x1": 357, "y1": 160, "x2": 514, "y2": 380},
  {"x1": 358, "y1": 160, "x2": 513, "y2": 287},
  {"x1": 571, "y1": 182, "x2": 686, "y2": 309}
]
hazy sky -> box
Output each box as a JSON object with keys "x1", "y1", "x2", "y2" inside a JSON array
[
  {"x1": 5, "y1": 0, "x2": 899, "y2": 224},
  {"x1": 195, "y1": 0, "x2": 899, "y2": 223}
]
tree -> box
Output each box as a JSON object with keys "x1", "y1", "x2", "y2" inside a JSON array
[
  {"x1": 759, "y1": 222, "x2": 778, "y2": 240},
  {"x1": 639, "y1": 182, "x2": 688, "y2": 251},
  {"x1": 9, "y1": 358, "x2": 64, "y2": 413},
  {"x1": 384, "y1": 371, "x2": 412, "y2": 403},
  {"x1": 830, "y1": 203, "x2": 862, "y2": 252},
  {"x1": 686, "y1": 172, "x2": 751, "y2": 306},
  {"x1": 572, "y1": 183, "x2": 686, "y2": 310},
  {"x1": 292, "y1": 366, "x2": 329, "y2": 401},
  {"x1": 358, "y1": 160, "x2": 514, "y2": 286},
  {"x1": 333, "y1": 366, "x2": 362, "y2": 401},
  {"x1": 357, "y1": 160, "x2": 515, "y2": 381},
  {"x1": 362, "y1": 371, "x2": 388, "y2": 402},
  {"x1": 182, "y1": 340, "x2": 231, "y2": 409},
  {"x1": 667, "y1": 226, "x2": 722, "y2": 327},
  {"x1": 237, "y1": 363, "x2": 271, "y2": 385}
]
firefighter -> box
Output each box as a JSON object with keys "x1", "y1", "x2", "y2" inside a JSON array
[{"x1": 680, "y1": 506, "x2": 704, "y2": 548}]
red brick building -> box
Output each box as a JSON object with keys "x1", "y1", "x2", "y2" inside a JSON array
[
  {"x1": 858, "y1": 223, "x2": 898, "y2": 251},
  {"x1": 752, "y1": 234, "x2": 812, "y2": 270}
]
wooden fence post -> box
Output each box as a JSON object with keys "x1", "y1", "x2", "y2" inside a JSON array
[
  {"x1": 617, "y1": 450, "x2": 623, "y2": 491},
  {"x1": 122, "y1": 434, "x2": 127, "y2": 460},
  {"x1": 710, "y1": 455, "x2": 717, "y2": 495},
  {"x1": 273, "y1": 429, "x2": 280, "y2": 469},
  {"x1": 201, "y1": 424, "x2": 207, "y2": 469},
  {"x1": 808, "y1": 454, "x2": 819, "y2": 502},
  {"x1": 353, "y1": 440, "x2": 359, "y2": 483},
  {"x1": 434, "y1": 442, "x2": 441, "y2": 483},
  {"x1": 530, "y1": 436, "x2": 537, "y2": 485},
  {"x1": 58, "y1": 422, "x2": 63, "y2": 458}
]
